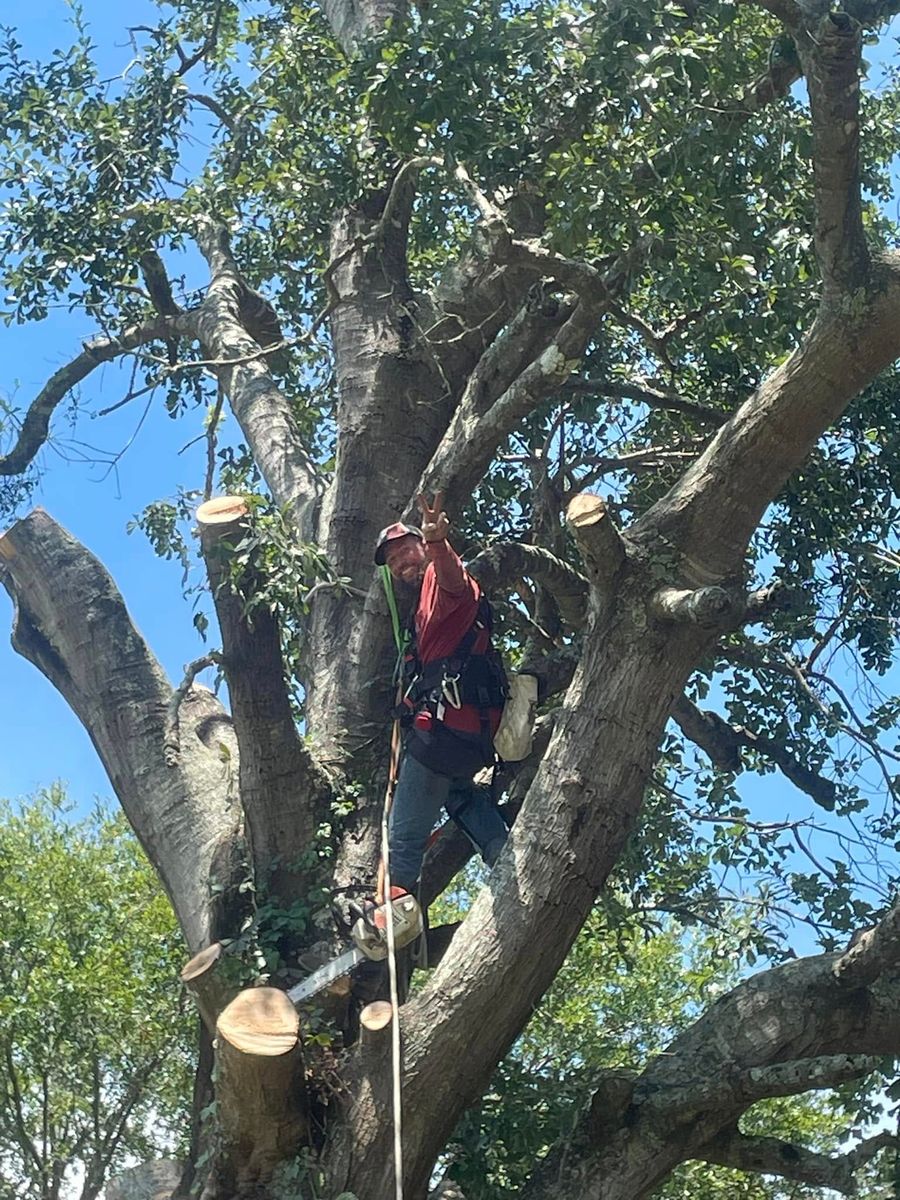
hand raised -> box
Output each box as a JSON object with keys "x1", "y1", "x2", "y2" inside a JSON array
[{"x1": 417, "y1": 491, "x2": 450, "y2": 542}]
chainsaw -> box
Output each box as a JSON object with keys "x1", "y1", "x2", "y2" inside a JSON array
[{"x1": 287, "y1": 891, "x2": 423, "y2": 1005}]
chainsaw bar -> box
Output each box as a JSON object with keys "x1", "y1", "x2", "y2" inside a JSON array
[{"x1": 287, "y1": 947, "x2": 364, "y2": 1005}]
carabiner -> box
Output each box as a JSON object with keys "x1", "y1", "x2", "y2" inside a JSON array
[{"x1": 442, "y1": 673, "x2": 462, "y2": 709}]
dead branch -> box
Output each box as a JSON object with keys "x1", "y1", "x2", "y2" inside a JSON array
[{"x1": 165, "y1": 652, "x2": 225, "y2": 766}]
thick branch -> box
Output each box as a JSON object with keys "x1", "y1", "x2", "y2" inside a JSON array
[
  {"x1": 698, "y1": 1127, "x2": 896, "y2": 1195},
  {"x1": 671, "y1": 695, "x2": 838, "y2": 808},
  {"x1": 139, "y1": 252, "x2": 181, "y2": 317},
  {"x1": 420, "y1": 298, "x2": 597, "y2": 515},
  {"x1": 303, "y1": 191, "x2": 451, "y2": 776},
  {"x1": 651, "y1": 585, "x2": 745, "y2": 630},
  {"x1": 797, "y1": 13, "x2": 868, "y2": 297},
  {"x1": 566, "y1": 493, "x2": 627, "y2": 595},
  {"x1": 211, "y1": 988, "x2": 308, "y2": 1198},
  {"x1": 834, "y1": 893, "x2": 900, "y2": 988},
  {"x1": 197, "y1": 497, "x2": 333, "y2": 902},
  {"x1": 0, "y1": 314, "x2": 188, "y2": 477},
  {"x1": 639, "y1": 1053, "x2": 881, "y2": 1115},
  {"x1": 194, "y1": 222, "x2": 321, "y2": 539},
  {"x1": 0, "y1": 509, "x2": 240, "y2": 952},
  {"x1": 468, "y1": 542, "x2": 588, "y2": 629},
  {"x1": 180, "y1": 943, "x2": 238, "y2": 1033},
  {"x1": 319, "y1": 0, "x2": 407, "y2": 53},
  {"x1": 520, "y1": 948, "x2": 900, "y2": 1200},
  {"x1": 450, "y1": 293, "x2": 574, "y2": 420},
  {"x1": 421, "y1": 239, "x2": 653, "y2": 514},
  {"x1": 330, "y1": 593, "x2": 694, "y2": 1197},
  {"x1": 636, "y1": 255, "x2": 900, "y2": 583}
]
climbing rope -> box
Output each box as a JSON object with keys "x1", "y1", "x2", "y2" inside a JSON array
[
  {"x1": 380, "y1": 714, "x2": 405, "y2": 1200},
  {"x1": 381, "y1": 565, "x2": 407, "y2": 659}
]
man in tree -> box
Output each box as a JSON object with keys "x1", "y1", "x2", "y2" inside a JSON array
[
  {"x1": 354, "y1": 492, "x2": 509, "y2": 953},
  {"x1": 7, "y1": 0, "x2": 900, "y2": 1194}
]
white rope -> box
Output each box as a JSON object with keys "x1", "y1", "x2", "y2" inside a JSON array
[{"x1": 381, "y1": 727, "x2": 404, "y2": 1200}]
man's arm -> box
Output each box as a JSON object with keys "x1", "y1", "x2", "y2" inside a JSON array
[
  {"x1": 426, "y1": 537, "x2": 469, "y2": 596},
  {"x1": 418, "y1": 492, "x2": 470, "y2": 596}
]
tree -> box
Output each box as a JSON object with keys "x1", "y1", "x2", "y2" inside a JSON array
[
  {"x1": 1, "y1": 0, "x2": 900, "y2": 1195},
  {"x1": 432, "y1": 878, "x2": 896, "y2": 1199},
  {"x1": 0, "y1": 788, "x2": 193, "y2": 1200}
]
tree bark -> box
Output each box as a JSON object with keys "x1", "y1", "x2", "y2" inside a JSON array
[
  {"x1": 196, "y1": 497, "x2": 333, "y2": 904},
  {"x1": 0, "y1": 510, "x2": 240, "y2": 953},
  {"x1": 520, "y1": 948, "x2": 900, "y2": 1200},
  {"x1": 211, "y1": 988, "x2": 308, "y2": 1199}
]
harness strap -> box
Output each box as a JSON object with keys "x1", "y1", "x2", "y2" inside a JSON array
[{"x1": 404, "y1": 591, "x2": 495, "y2": 698}]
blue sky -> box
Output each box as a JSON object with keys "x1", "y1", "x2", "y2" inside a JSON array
[{"x1": 0, "y1": 0, "x2": 220, "y2": 800}]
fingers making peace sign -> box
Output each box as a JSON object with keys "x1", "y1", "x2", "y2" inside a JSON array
[{"x1": 417, "y1": 491, "x2": 450, "y2": 543}]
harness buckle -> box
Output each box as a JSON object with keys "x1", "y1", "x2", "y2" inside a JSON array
[{"x1": 442, "y1": 673, "x2": 462, "y2": 709}]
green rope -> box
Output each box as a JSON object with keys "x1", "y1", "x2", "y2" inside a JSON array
[{"x1": 381, "y1": 565, "x2": 407, "y2": 659}]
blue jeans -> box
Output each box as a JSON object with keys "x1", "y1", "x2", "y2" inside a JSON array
[{"x1": 387, "y1": 752, "x2": 508, "y2": 890}]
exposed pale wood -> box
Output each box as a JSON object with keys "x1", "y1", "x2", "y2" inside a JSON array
[
  {"x1": 565, "y1": 492, "x2": 627, "y2": 591},
  {"x1": 217, "y1": 987, "x2": 300, "y2": 1056},
  {"x1": 360, "y1": 1000, "x2": 394, "y2": 1031},
  {"x1": 181, "y1": 943, "x2": 238, "y2": 1033},
  {"x1": 196, "y1": 496, "x2": 250, "y2": 526},
  {"x1": 566, "y1": 493, "x2": 608, "y2": 528},
  {"x1": 182, "y1": 942, "x2": 223, "y2": 982}
]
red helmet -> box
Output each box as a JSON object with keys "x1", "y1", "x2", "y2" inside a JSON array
[{"x1": 373, "y1": 522, "x2": 424, "y2": 566}]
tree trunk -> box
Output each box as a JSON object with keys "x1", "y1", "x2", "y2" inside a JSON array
[{"x1": 210, "y1": 989, "x2": 308, "y2": 1199}]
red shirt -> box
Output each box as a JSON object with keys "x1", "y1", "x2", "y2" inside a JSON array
[{"x1": 415, "y1": 540, "x2": 501, "y2": 736}]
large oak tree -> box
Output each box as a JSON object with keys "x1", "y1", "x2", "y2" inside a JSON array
[{"x1": 2, "y1": 0, "x2": 900, "y2": 1196}]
